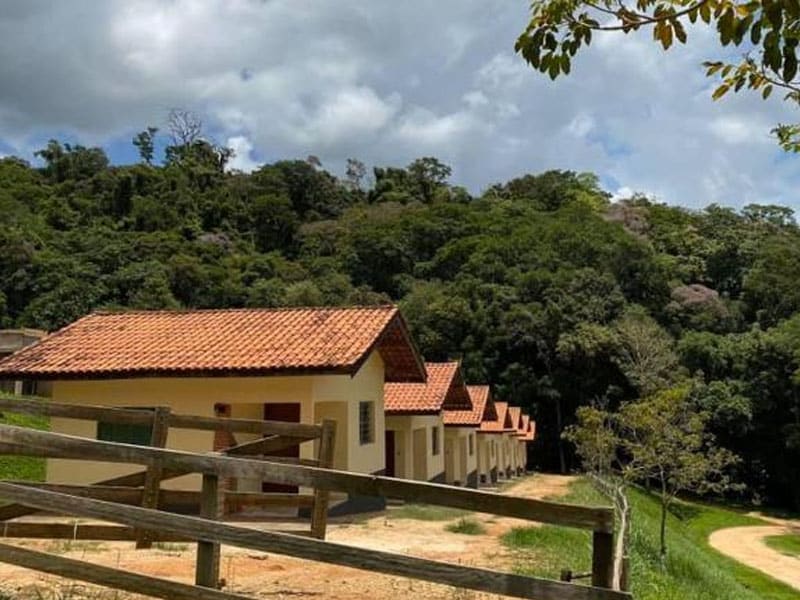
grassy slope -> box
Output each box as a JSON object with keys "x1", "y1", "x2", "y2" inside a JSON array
[
  {"x1": 0, "y1": 399, "x2": 48, "y2": 481},
  {"x1": 503, "y1": 479, "x2": 800, "y2": 600},
  {"x1": 765, "y1": 534, "x2": 800, "y2": 558}
]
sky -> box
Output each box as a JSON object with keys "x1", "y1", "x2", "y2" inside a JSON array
[{"x1": 0, "y1": 0, "x2": 798, "y2": 209}]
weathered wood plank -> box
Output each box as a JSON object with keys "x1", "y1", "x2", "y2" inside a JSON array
[
  {"x1": 0, "y1": 426, "x2": 614, "y2": 532},
  {"x1": 168, "y1": 414, "x2": 322, "y2": 438},
  {"x1": 591, "y1": 531, "x2": 614, "y2": 589},
  {"x1": 223, "y1": 435, "x2": 314, "y2": 456},
  {"x1": 196, "y1": 474, "x2": 221, "y2": 589},
  {"x1": 0, "y1": 522, "x2": 189, "y2": 541},
  {"x1": 0, "y1": 468, "x2": 192, "y2": 521},
  {"x1": 138, "y1": 406, "x2": 171, "y2": 549},
  {"x1": 0, "y1": 541, "x2": 255, "y2": 600},
  {"x1": 310, "y1": 419, "x2": 336, "y2": 539},
  {"x1": 0, "y1": 484, "x2": 629, "y2": 600},
  {"x1": 0, "y1": 397, "x2": 323, "y2": 437}
]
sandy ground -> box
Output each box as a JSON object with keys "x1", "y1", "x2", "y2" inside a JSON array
[
  {"x1": 708, "y1": 515, "x2": 800, "y2": 592},
  {"x1": 0, "y1": 474, "x2": 576, "y2": 600}
]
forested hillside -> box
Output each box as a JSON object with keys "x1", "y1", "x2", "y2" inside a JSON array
[{"x1": 2, "y1": 136, "x2": 799, "y2": 510}]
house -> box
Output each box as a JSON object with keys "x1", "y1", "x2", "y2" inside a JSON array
[
  {"x1": 507, "y1": 406, "x2": 522, "y2": 476},
  {"x1": 516, "y1": 414, "x2": 535, "y2": 474},
  {"x1": 462, "y1": 385, "x2": 498, "y2": 486},
  {"x1": 0, "y1": 329, "x2": 48, "y2": 396},
  {"x1": 384, "y1": 361, "x2": 472, "y2": 483},
  {"x1": 516, "y1": 414, "x2": 531, "y2": 475},
  {"x1": 478, "y1": 399, "x2": 515, "y2": 481},
  {"x1": 0, "y1": 306, "x2": 426, "y2": 513},
  {"x1": 441, "y1": 381, "x2": 497, "y2": 489}
]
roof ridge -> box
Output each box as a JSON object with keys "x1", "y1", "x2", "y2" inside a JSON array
[{"x1": 90, "y1": 304, "x2": 397, "y2": 316}]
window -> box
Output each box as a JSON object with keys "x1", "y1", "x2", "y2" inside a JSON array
[
  {"x1": 468, "y1": 434, "x2": 474, "y2": 456},
  {"x1": 431, "y1": 426, "x2": 440, "y2": 456},
  {"x1": 359, "y1": 401, "x2": 374, "y2": 445},
  {"x1": 97, "y1": 407, "x2": 153, "y2": 446}
]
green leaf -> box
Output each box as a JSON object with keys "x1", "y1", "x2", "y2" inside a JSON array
[
  {"x1": 783, "y1": 51, "x2": 798, "y2": 82},
  {"x1": 712, "y1": 83, "x2": 731, "y2": 100},
  {"x1": 763, "y1": 84, "x2": 774, "y2": 99}
]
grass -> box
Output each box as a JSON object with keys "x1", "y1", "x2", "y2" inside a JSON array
[
  {"x1": 386, "y1": 503, "x2": 471, "y2": 521},
  {"x1": 0, "y1": 399, "x2": 49, "y2": 482},
  {"x1": 445, "y1": 517, "x2": 486, "y2": 535},
  {"x1": 764, "y1": 534, "x2": 800, "y2": 558},
  {"x1": 502, "y1": 478, "x2": 800, "y2": 600}
]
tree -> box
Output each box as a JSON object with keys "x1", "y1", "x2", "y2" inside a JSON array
[
  {"x1": 567, "y1": 386, "x2": 740, "y2": 569},
  {"x1": 167, "y1": 108, "x2": 203, "y2": 146},
  {"x1": 345, "y1": 158, "x2": 367, "y2": 191},
  {"x1": 619, "y1": 388, "x2": 739, "y2": 561},
  {"x1": 613, "y1": 306, "x2": 679, "y2": 395},
  {"x1": 132, "y1": 127, "x2": 158, "y2": 165},
  {"x1": 515, "y1": 0, "x2": 800, "y2": 150}
]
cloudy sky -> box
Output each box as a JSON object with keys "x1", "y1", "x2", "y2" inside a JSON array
[{"x1": 0, "y1": 0, "x2": 797, "y2": 209}]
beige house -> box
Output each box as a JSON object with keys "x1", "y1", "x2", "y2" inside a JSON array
[
  {"x1": 460, "y1": 385, "x2": 498, "y2": 487},
  {"x1": 478, "y1": 400, "x2": 515, "y2": 482},
  {"x1": 515, "y1": 414, "x2": 535, "y2": 474},
  {"x1": 0, "y1": 329, "x2": 48, "y2": 396},
  {"x1": 0, "y1": 306, "x2": 426, "y2": 514},
  {"x1": 384, "y1": 362, "x2": 472, "y2": 483}
]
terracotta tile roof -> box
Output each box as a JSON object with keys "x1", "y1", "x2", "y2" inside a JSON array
[
  {"x1": 443, "y1": 384, "x2": 498, "y2": 426},
  {"x1": 479, "y1": 400, "x2": 515, "y2": 433},
  {"x1": 508, "y1": 406, "x2": 522, "y2": 431},
  {"x1": 0, "y1": 306, "x2": 426, "y2": 382},
  {"x1": 385, "y1": 361, "x2": 472, "y2": 414}
]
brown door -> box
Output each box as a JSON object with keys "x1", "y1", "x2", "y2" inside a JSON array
[
  {"x1": 262, "y1": 403, "x2": 301, "y2": 493},
  {"x1": 385, "y1": 430, "x2": 396, "y2": 477}
]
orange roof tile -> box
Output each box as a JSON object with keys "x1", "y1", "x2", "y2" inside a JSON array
[
  {"x1": 385, "y1": 361, "x2": 472, "y2": 414},
  {"x1": 508, "y1": 406, "x2": 522, "y2": 431},
  {"x1": 0, "y1": 306, "x2": 426, "y2": 382},
  {"x1": 443, "y1": 384, "x2": 498, "y2": 426},
  {"x1": 479, "y1": 400, "x2": 515, "y2": 433}
]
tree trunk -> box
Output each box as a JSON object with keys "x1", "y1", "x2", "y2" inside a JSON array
[
  {"x1": 659, "y1": 495, "x2": 668, "y2": 567},
  {"x1": 555, "y1": 397, "x2": 566, "y2": 474},
  {"x1": 612, "y1": 485, "x2": 631, "y2": 591}
]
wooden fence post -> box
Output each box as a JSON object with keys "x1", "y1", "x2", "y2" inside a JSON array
[
  {"x1": 310, "y1": 419, "x2": 336, "y2": 540},
  {"x1": 136, "y1": 406, "x2": 171, "y2": 549},
  {"x1": 591, "y1": 530, "x2": 614, "y2": 589},
  {"x1": 195, "y1": 473, "x2": 221, "y2": 589}
]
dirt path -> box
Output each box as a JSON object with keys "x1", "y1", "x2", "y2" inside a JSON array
[
  {"x1": 708, "y1": 518, "x2": 800, "y2": 592},
  {"x1": 0, "y1": 474, "x2": 576, "y2": 600}
]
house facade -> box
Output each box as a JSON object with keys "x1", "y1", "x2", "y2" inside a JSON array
[
  {"x1": 0, "y1": 306, "x2": 426, "y2": 514},
  {"x1": 0, "y1": 329, "x2": 48, "y2": 396},
  {"x1": 384, "y1": 362, "x2": 472, "y2": 483},
  {"x1": 448, "y1": 384, "x2": 498, "y2": 488},
  {"x1": 478, "y1": 399, "x2": 515, "y2": 482}
]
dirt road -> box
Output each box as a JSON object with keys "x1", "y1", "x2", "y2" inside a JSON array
[
  {"x1": 0, "y1": 474, "x2": 576, "y2": 600},
  {"x1": 708, "y1": 518, "x2": 800, "y2": 592}
]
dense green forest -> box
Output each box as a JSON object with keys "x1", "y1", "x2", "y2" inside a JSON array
[{"x1": 1, "y1": 135, "x2": 799, "y2": 511}]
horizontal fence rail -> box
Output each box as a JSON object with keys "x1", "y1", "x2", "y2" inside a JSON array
[
  {"x1": 0, "y1": 424, "x2": 613, "y2": 532},
  {"x1": 0, "y1": 483, "x2": 629, "y2": 600}
]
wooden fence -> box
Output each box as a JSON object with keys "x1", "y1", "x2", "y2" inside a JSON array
[
  {"x1": 0, "y1": 404, "x2": 631, "y2": 600},
  {"x1": 0, "y1": 397, "x2": 336, "y2": 543}
]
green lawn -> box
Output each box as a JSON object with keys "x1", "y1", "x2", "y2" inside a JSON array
[
  {"x1": 502, "y1": 479, "x2": 800, "y2": 600},
  {"x1": 0, "y1": 398, "x2": 49, "y2": 482},
  {"x1": 765, "y1": 534, "x2": 800, "y2": 558}
]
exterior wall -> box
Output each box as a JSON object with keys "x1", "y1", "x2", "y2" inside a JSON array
[
  {"x1": 444, "y1": 427, "x2": 477, "y2": 486},
  {"x1": 477, "y1": 434, "x2": 499, "y2": 485},
  {"x1": 384, "y1": 413, "x2": 444, "y2": 482},
  {"x1": 47, "y1": 351, "x2": 387, "y2": 493}
]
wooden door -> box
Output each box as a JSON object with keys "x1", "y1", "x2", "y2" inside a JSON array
[
  {"x1": 385, "y1": 430, "x2": 396, "y2": 477},
  {"x1": 262, "y1": 403, "x2": 301, "y2": 493}
]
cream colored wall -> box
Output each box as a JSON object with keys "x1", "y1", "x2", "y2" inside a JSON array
[
  {"x1": 444, "y1": 427, "x2": 477, "y2": 484},
  {"x1": 311, "y1": 351, "x2": 385, "y2": 476},
  {"x1": 385, "y1": 413, "x2": 444, "y2": 481},
  {"x1": 48, "y1": 352, "x2": 386, "y2": 490},
  {"x1": 476, "y1": 435, "x2": 494, "y2": 479}
]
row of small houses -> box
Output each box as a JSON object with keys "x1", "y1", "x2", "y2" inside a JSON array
[{"x1": 0, "y1": 305, "x2": 534, "y2": 514}]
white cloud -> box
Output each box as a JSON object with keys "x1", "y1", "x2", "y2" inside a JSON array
[
  {"x1": 226, "y1": 135, "x2": 259, "y2": 172},
  {"x1": 0, "y1": 0, "x2": 796, "y2": 209}
]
